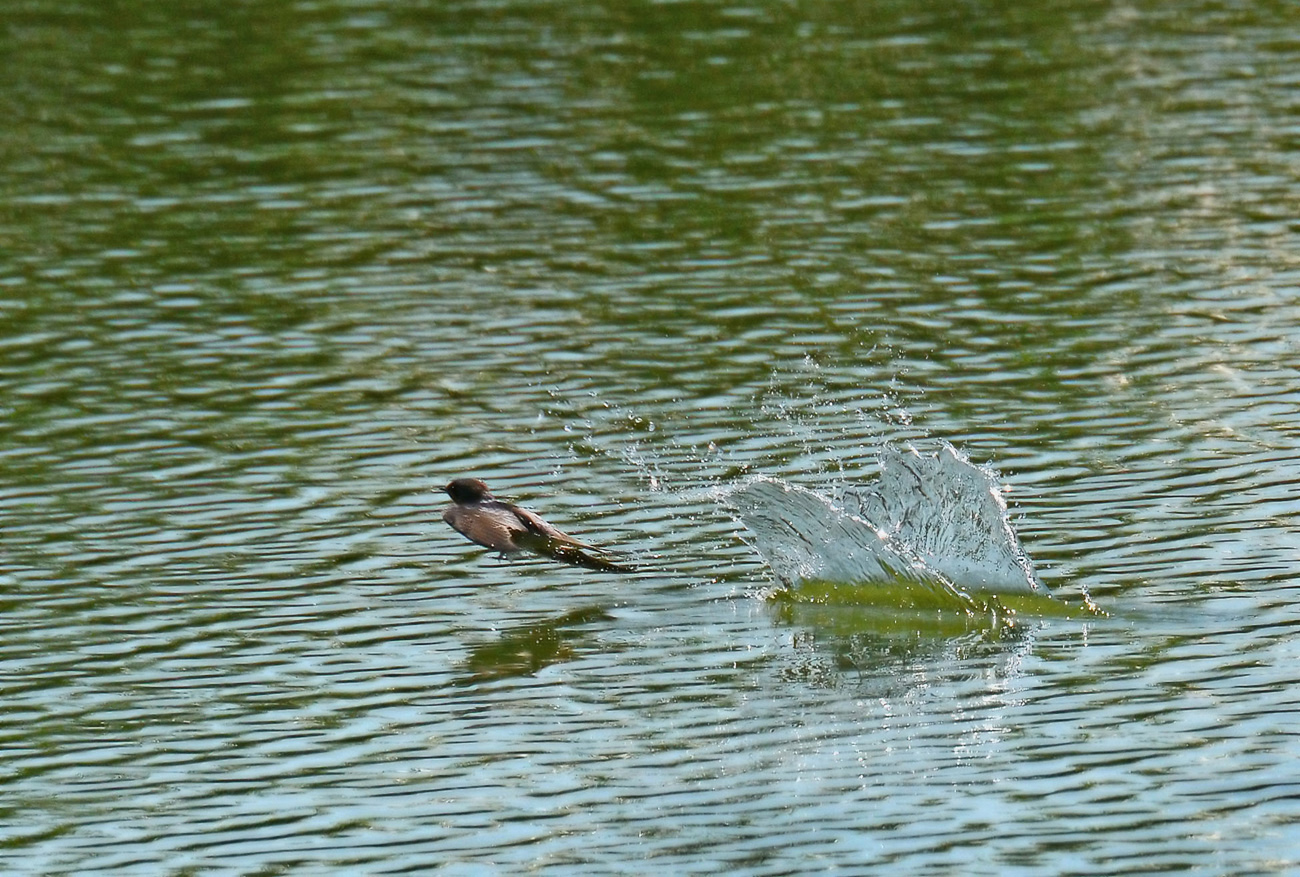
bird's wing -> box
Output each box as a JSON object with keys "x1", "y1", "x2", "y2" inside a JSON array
[
  {"x1": 537, "y1": 541, "x2": 634, "y2": 573},
  {"x1": 506, "y1": 503, "x2": 598, "y2": 551},
  {"x1": 444, "y1": 505, "x2": 528, "y2": 553},
  {"x1": 443, "y1": 499, "x2": 631, "y2": 573}
]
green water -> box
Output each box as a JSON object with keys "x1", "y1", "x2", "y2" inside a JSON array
[{"x1": 3, "y1": 0, "x2": 1300, "y2": 872}]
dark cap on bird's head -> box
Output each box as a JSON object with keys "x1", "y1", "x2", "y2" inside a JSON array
[{"x1": 445, "y1": 478, "x2": 491, "y2": 504}]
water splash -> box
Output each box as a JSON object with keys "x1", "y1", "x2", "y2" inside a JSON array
[{"x1": 721, "y1": 443, "x2": 1048, "y2": 600}]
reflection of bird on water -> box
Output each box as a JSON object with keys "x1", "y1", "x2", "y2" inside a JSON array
[
  {"x1": 442, "y1": 478, "x2": 632, "y2": 573},
  {"x1": 455, "y1": 606, "x2": 615, "y2": 685}
]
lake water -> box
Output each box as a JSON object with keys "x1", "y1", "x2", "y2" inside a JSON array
[{"x1": 3, "y1": 0, "x2": 1300, "y2": 872}]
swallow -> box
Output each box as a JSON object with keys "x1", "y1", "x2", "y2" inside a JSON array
[{"x1": 442, "y1": 478, "x2": 631, "y2": 573}]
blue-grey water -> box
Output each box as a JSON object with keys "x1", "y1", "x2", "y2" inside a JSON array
[{"x1": 3, "y1": 0, "x2": 1300, "y2": 873}]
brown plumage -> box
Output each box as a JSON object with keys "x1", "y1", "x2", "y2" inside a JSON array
[{"x1": 442, "y1": 478, "x2": 631, "y2": 573}]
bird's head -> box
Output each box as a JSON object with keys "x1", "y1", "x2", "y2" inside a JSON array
[{"x1": 445, "y1": 478, "x2": 492, "y2": 504}]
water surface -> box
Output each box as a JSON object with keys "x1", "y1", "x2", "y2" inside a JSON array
[{"x1": 3, "y1": 0, "x2": 1300, "y2": 872}]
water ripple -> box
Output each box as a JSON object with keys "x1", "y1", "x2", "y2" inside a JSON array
[{"x1": 4, "y1": 0, "x2": 1300, "y2": 872}]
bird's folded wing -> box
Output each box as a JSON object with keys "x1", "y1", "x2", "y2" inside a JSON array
[
  {"x1": 512, "y1": 532, "x2": 633, "y2": 573},
  {"x1": 509, "y1": 505, "x2": 598, "y2": 550}
]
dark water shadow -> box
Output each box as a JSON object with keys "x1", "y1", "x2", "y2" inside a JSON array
[{"x1": 451, "y1": 605, "x2": 614, "y2": 686}]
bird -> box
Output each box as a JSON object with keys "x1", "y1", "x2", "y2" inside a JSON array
[{"x1": 441, "y1": 478, "x2": 631, "y2": 573}]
